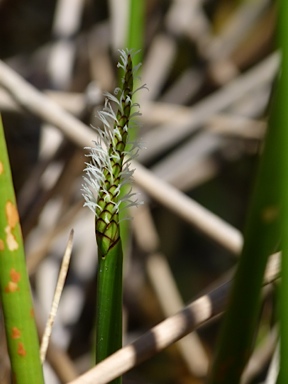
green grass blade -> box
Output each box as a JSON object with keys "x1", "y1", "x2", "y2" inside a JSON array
[
  {"x1": 119, "y1": 0, "x2": 145, "y2": 246},
  {"x1": 276, "y1": 0, "x2": 288, "y2": 382},
  {"x1": 126, "y1": 0, "x2": 145, "y2": 64},
  {"x1": 0, "y1": 116, "x2": 44, "y2": 384},
  {"x1": 208, "y1": 43, "x2": 282, "y2": 384}
]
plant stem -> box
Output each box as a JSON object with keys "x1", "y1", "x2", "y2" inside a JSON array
[
  {"x1": 276, "y1": 0, "x2": 288, "y2": 381},
  {"x1": 83, "y1": 50, "x2": 142, "y2": 384},
  {"x1": 208, "y1": 36, "x2": 282, "y2": 384},
  {"x1": 127, "y1": 0, "x2": 145, "y2": 65},
  {"x1": 117, "y1": 1, "x2": 145, "y2": 253},
  {"x1": 96, "y1": 240, "x2": 123, "y2": 365},
  {"x1": 0, "y1": 116, "x2": 44, "y2": 384}
]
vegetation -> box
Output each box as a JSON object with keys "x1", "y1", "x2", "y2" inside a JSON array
[{"x1": 0, "y1": 1, "x2": 286, "y2": 383}]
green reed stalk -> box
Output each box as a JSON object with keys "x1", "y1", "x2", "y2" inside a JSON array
[
  {"x1": 0, "y1": 116, "x2": 44, "y2": 384},
  {"x1": 276, "y1": 0, "x2": 288, "y2": 382},
  {"x1": 82, "y1": 50, "x2": 143, "y2": 383},
  {"x1": 127, "y1": 0, "x2": 145, "y2": 65},
  {"x1": 208, "y1": 25, "x2": 283, "y2": 384},
  {"x1": 118, "y1": 1, "x2": 145, "y2": 247}
]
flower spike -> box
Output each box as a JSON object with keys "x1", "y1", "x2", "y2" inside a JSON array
[{"x1": 82, "y1": 49, "x2": 143, "y2": 257}]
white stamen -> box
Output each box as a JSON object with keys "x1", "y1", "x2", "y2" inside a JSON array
[{"x1": 82, "y1": 49, "x2": 144, "y2": 220}]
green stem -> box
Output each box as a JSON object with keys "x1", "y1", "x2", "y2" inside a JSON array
[
  {"x1": 119, "y1": 0, "x2": 145, "y2": 246},
  {"x1": 0, "y1": 116, "x2": 44, "y2": 384},
  {"x1": 208, "y1": 38, "x2": 282, "y2": 384},
  {"x1": 96, "y1": 240, "x2": 123, "y2": 368},
  {"x1": 276, "y1": 0, "x2": 288, "y2": 381},
  {"x1": 83, "y1": 51, "x2": 141, "y2": 384},
  {"x1": 127, "y1": 0, "x2": 145, "y2": 65}
]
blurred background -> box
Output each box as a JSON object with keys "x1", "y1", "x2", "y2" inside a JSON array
[{"x1": 0, "y1": 0, "x2": 278, "y2": 383}]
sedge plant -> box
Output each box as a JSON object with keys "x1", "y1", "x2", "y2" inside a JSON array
[
  {"x1": 0, "y1": 115, "x2": 44, "y2": 384},
  {"x1": 82, "y1": 49, "x2": 144, "y2": 382},
  {"x1": 208, "y1": 2, "x2": 287, "y2": 383}
]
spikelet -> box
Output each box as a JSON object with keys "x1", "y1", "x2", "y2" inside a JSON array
[{"x1": 82, "y1": 49, "x2": 145, "y2": 256}]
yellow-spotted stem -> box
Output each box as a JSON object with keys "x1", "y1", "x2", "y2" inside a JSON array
[{"x1": 0, "y1": 116, "x2": 44, "y2": 384}]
